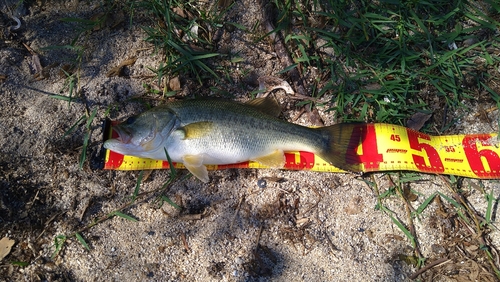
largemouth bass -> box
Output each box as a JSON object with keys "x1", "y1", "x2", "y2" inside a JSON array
[{"x1": 104, "y1": 98, "x2": 352, "y2": 182}]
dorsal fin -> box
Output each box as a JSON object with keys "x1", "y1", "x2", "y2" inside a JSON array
[{"x1": 245, "y1": 97, "x2": 281, "y2": 117}]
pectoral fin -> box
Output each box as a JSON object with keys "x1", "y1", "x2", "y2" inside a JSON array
[
  {"x1": 182, "y1": 155, "x2": 209, "y2": 183},
  {"x1": 179, "y1": 122, "x2": 214, "y2": 139},
  {"x1": 252, "y1": 149, "x2": 285, "y2": 168}
]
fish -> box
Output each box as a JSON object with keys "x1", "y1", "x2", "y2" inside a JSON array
[{"x1": 103, "y1": 97, "x2": 354, "y2": 182}]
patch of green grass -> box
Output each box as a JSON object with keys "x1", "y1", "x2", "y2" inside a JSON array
[
  {"x1": 267, "y1": 0, "x2": 500, "y2": 127},
  {"x1": 132, "y1": 0, "x2": 231, "y2": 88}
]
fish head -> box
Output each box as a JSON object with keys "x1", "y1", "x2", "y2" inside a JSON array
[{"x1": 104, "y1": 107, "x2": 179, "y2": 158}]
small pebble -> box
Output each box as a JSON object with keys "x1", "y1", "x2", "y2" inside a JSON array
[
  {"x1": 257, "y1": 179, "x2": 267, "y2": 188},
  {"x1": 234, "y1": 257, "x2": 243, "y2": 264}
]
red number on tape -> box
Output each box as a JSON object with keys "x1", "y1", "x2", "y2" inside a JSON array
[
  {"x1": 463, "y1": 135, "x2": 500, "y2": 177},
  {"x1": 346, "y1": 124, "x2": 383, "y2": 170},
  {"x1": 407, "y1": 129, "x2": 444, "y2": 173}
]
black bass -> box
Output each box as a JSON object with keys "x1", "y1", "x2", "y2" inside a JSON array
[{"x1": 104, "y1": 98, "x2": 352, "y2": 182}]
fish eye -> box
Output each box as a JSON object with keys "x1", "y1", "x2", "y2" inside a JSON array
[{"x1": 125, "y1": 116, "x2": 137, "y2": 124}]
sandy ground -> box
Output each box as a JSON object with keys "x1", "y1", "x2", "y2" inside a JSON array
[{"x1": 1, "y1": 1, "x2": 499, "y2": 281}]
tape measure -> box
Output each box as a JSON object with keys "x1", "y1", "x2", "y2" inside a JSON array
[{"x1": 102, "y1": 121, "x2": 500, "y2": 179}]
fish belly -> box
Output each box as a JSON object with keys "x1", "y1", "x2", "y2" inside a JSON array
[{"x1": 163, "y1": 129, "x2": 315, "y2": 165}]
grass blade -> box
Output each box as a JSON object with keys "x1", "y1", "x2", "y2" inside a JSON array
[
  {"x1": 62, "y1": 115, "x2": 86, "y2": 139},
  {"x1": 416, "y1": 192, "x2": 437, "y2": 215},
  {"x1": 389, "y1": 214, "x2": 415, "y2": 247},
  {"x1": 111, "y1": 211, "x2": 138, "y2": 222},
  {"x1": 79, "y1": 131, "x2": 90, "y2": 169},
  {"x1": 79, "y1": 108, "x2": 98, "y2": 169},
  {"x1": 483, "y1": 189, "x2": 494, "y2": 227},
  {"x1": 164, "y1": 148, "x2": 177, "y2": 178},
  {"x1": 86, "y1": 108, "x2": 98, "y2": 128},
  {"x1": 49, "y1": 94, "x2": 78, "y2": 102},
  {"x1": 161, "y1": 195, "x2": 181, "y2": 210},
  {"x1": 10, "y1": 261, "x2": 30, "y2": 267},
  {"x1": 75, "y1": 232, "x2": 90, "y2": 251},
  {"x1": 132, "y1": 171, "x2": 144, "y2": 201},
  {"x1": 277, "y1": 64, "x2": 298, "y2": 74},
  {"x1": 51, "y1": 235, "x2": 67, "y2": 258}
]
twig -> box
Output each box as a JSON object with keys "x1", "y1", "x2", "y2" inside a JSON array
[
  {"x1": 181, "y1": 233, "x2": 190, "y2": 253},
  {"x1": 324, "y1": 231, "x2": 339, "y2": 255},
  {"x1": 390, "y1": 175, "x2": 422, "y2": 259},
  {"x1": 229, "y1": 194, "x2": 246, "y2": 231},
  {"x1": 254, "y1": 225, "x2": 264, "y2": 252},
  {"x1": 409, "y1": 257, "x2": 450, "y2": 279}
]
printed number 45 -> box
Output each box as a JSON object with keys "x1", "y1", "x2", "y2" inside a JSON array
[{"x1": 390, "y1": 134, "x2": 401, "y2": 142}]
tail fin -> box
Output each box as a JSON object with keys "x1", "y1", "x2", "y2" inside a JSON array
[{"x1": 317, "y1": 123, "x2": 371, "y2": 172}]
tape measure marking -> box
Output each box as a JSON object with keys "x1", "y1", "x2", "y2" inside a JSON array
[{"x1": 104, "y1": 123, "x2": 500, "y2": 179}]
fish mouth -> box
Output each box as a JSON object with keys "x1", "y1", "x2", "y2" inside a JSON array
[
  {"x1": 112, "y1": 125, "x2": 132, "y2": 144},
  {"x1": 103, "y1": 125, "x2": 136, "y2": 155},
  {"x1": 103, "y1": 131, "x2": 140, "y2": 156},
  {"x1": 107, "y1": 123, "x2": 161, "y2": 152}
]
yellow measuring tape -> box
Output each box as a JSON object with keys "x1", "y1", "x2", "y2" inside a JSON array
[{"x1": 103, "y1": 123, "x2": 500, "y2": 179}]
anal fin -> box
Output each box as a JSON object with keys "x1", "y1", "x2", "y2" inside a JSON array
[{"x1": 182, "y1": 155, "x2": 209, "y2": 183}]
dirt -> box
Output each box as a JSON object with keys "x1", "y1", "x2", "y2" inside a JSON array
[{"x1": 1, "y1": 1, "x2": 499, "y2": 281}]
